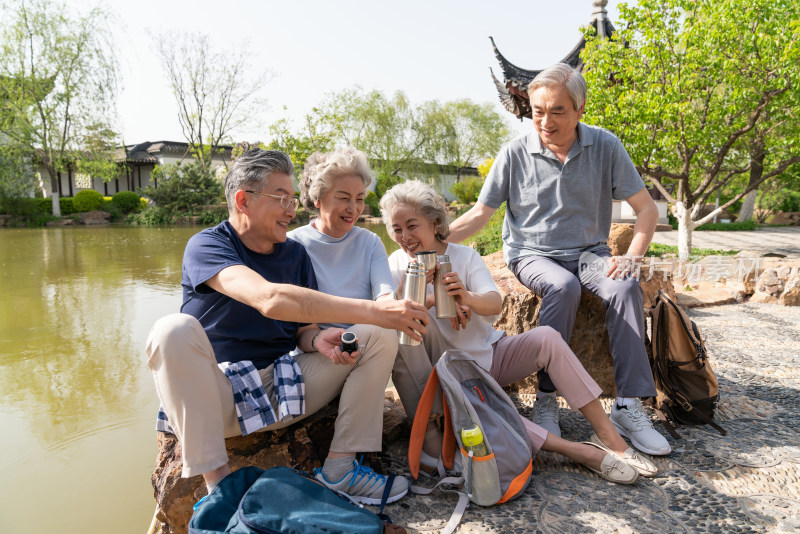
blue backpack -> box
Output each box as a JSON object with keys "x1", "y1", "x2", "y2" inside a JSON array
[{"x1": 188, "y1": 466, "x2": 399, "y2": 534}]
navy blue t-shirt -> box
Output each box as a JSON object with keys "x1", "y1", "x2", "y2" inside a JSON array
[{"x1": 181, "y1": 221, "x2": 317, "y2": 369}]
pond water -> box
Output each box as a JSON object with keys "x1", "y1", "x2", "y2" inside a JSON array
[{"x1": 0, "y1": 222, "x2": 398, "y2": 533}]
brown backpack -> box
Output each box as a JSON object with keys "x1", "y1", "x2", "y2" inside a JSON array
[{"x1": 647, "y1": 290, "x2": 726, "y2": 437}]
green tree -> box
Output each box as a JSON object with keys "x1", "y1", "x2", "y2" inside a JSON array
[
  {"x1": 317, "y1": 87, "x2": 435, "y2": 176},
  {"x1": 264, "y1": 111, "x2": 337, "y2": 172},
  {"x1": 423, "y1": 100, "x2": 510, "y2": 181},
  {"x1": 582, "y1": 0, "x2": 800, "y2": 258},
  {"x1": 0, "y1": 0, "x2": 120, "y2": 216},
  {"x1": 0, "y1": 142, "x2": 35, "y2": 198},
  {"x1": 153, "y1": 31, "x2": 271, "y2": 170}
]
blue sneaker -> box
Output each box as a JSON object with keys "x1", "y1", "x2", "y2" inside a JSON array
[{"x1": 314, "y1": 458, "x2": 409, "y2": 505}]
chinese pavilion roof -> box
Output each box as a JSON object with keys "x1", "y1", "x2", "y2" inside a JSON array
[{"x1": 490, "y1": 0, "x2": 615, "y2": 120}]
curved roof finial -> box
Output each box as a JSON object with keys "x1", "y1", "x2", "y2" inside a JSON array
[{"x1": 592, "y1": 0, "x2": 609, "y2": 38}]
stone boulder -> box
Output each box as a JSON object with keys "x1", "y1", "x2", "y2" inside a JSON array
[
  {"x1": 483, "y1": 252, "x2": 675, "y2": 396},
  {"x1": 150, "y1": 392, "x2": 410, "y2": 534},
  {"x1": 781, "y1": 275, "x2": 800, "y2": 306},
  {"x1": 608, "y1": 223, "x2": 634, "y2": 256},
  {"x1": 76, "y1": 210, "x2": 111, "y2": 225}
]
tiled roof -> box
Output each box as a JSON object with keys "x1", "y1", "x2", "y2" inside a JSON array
[{"x1": 117, "y1": 141, "x2": 232, "y2": 164}]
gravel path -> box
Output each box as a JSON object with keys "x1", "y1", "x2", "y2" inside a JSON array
[{"x1": 378, "y1": 302, "x2": 800, "y2": 533}]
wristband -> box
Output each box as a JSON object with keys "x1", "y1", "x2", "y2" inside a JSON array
[{"x1": 310, "y1": 330, "x2": 321, "y2": 352}]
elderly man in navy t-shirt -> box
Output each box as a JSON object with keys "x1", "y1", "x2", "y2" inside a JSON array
[
  {"x1": 449, "y1": 64, "x2": 670, "y2": 458},
  {"x1": 145, "y1": 149, "x2": 429, "y2": 506}
]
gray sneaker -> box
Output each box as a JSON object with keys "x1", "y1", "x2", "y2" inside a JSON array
[
  {"x1": 314, "y1": 458, "x2": 409, "y2": 505},
  {"x1": 532, "y1": 395, "x2": 561, "y2": 438},
  {"x1": 610, "y1": 399, "x2": 672, "y2": 455},
  {"x1": 588, "y1": 433, "x2": 658, "y2": 477}
]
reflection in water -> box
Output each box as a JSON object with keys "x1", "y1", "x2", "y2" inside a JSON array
[{"x1": 0, "y1": 222, "x2": 397, "y2": 533}]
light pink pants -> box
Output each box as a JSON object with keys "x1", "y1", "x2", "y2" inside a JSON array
[{"x1": 394, "y1": 322, "x2": 602, "y2": 454}]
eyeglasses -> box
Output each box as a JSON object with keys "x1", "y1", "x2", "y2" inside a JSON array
[{"x1": 244, "y1": 190, "x2": 300, "y2": 210}]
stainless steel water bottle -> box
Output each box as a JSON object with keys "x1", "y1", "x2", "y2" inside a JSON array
[
  {"x1": 414, "y1": 250, "x2": 437, "y2": 272},
  {"x1": 434, "y1": 254, "x2": 457, "y2": 318},
  {"x1": 399, "y1": 261, "x2": 427, "y2": 346}
]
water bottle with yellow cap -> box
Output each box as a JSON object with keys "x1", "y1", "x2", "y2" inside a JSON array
[{"x1": 461, "y1": 425, "x2": 489, "y2": 457}]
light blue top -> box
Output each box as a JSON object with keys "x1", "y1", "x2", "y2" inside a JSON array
[
  {"x1": 478, "y1": 123, "x2": 646, "y2": 264},
  {"x1": 288, "y1": 221, "x2": 394, "y2": 329}
]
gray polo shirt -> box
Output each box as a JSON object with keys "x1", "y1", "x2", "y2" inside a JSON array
[{"x1": 478, "y1": 123, "x2": 645, "y2": 264}]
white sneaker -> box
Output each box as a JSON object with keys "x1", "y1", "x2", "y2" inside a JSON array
[
  {"x1": 532, "y1": 395, "x2": 561, "y2": 438},
  {"x1": 588, "y1": 433, "x2": 658, "y2": 477},
  {"x1": 610, "y1": 399, "x2": 672, "y2": 456}
]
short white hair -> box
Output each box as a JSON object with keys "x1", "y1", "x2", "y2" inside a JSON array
[
  {"x1": 379, "y1": 180, "x2": 450, "y2": 242},
  {"x1": 527, "y1": 63, "x2": 587, "y2": 112},
  {"x1": 300, "y1": 146, "x2": 372, "y2": 211}
]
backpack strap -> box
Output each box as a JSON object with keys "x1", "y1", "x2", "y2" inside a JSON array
[
  {"x1": 441, "y1": 399, "x2": 456, "y2": 470},
  {"x1": 409, "y1": 476, "x2": 469, "y2": 534},
  {"x1": 409, "y1": 368, "x2": 440, "y2": 480},
  {"x1": 653, "y1": 406, "x2": 683, "y2": 440}
]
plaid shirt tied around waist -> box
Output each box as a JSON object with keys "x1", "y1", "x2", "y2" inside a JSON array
[{"x1": 156, "y1": 354, "x2": 305, "y2": 436}]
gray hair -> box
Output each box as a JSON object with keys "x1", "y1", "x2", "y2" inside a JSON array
[
  {"x1": 527, "y1": 63, "x2": 587, "y2": 112},
  {"x1": 224, "y1": 149, "x2": 295, "y2": 212},
  {"x1": 379, "y1": 179, "x2": 450, "y2": 242},
  {"x1": 300, "y1": 146, "x2": 373, "y2": 211}
]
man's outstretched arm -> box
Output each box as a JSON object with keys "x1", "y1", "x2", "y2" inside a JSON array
[
  {"x1": 206, "y1": 264, "x2": 429, "y2": 340},
  {"x1": 447, "y1": 201, "x2": 497, "y2": 244}
]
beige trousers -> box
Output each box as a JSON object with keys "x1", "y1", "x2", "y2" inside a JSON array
[
  {"x1": 393, "y1": 322, "x2": 602, "y2": 454},
  {"x1": 146, "y1": 313, "x2": 398, "y2": 477}
]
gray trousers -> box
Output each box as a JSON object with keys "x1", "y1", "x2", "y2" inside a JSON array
[{"x1": 511, "y1": 251, "x2": 657, "y2": 398}]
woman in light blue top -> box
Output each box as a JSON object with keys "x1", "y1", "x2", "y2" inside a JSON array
[
  {"x1": 288, "y1": 147, "x2": 395, "y2": 317},
  {"x1": 287, "y1": 146, "x2": 411, "y2": 495}
]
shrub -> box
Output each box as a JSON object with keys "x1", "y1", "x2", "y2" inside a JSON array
[
  {"x1": 127, "y1": 206, "x2": 173, "y2": 225},
  {"x1": 73, "y1": 189, "x2": 104, "y2": 212},
  {"x1": 141, "y1": 160, "x2": 223, "y2": 214},
  {"x1": 112, "y1": 191, "x2": 143, "y2": 214},
  {"x1": 779, "y1": 191, "x2": 800, "y2": 212},
  {"x1": 198, "y1": 206, "x2": 229, "y2": 226},
  {"x1": 374, "y1": 172, "x2": 404, "y2": 199},
  {"x1": 470, "y1": 203, "x2": 505, "y2": 256},
  {"x1": 365, "y1": 191, "x2": 379, "y2": 216},
  {"x1": 450, "y1": 177, "x2": 484, "y2": 204}
]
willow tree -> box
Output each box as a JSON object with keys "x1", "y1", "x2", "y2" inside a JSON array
[
  {"x1": 0, "y1": 0, "x2": 119, "y2": 216},
  {"x1": 582, "y1": 0, "x2": 800, "y2": 258},
  {"x1": 153, "y1": 31, "x2": 271, "y2": 170},
  {"x1": 423, "y1": 99, "x2": 510, "y2": 182}
]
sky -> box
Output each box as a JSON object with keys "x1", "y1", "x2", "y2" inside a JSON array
[{"x1": 68, "y1": 0, "x2": 624, "y2": 145}]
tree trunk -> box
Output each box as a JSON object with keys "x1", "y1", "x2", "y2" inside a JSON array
[
  {"x1": 737, "y1": 189, "x2": 758, "y2": 222},
  {"x1": 737, "y1": 147, "x2": 765, "y2": 222},
  {"x1": 48, "y1": 166, "x2": 61, "y2": 217},
  {"x1": 675, "y1": 201, "x2": 693, "y2": 260}
]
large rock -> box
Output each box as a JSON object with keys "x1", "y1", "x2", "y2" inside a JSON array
[
  {"x1": 780, "y1": 273, "x2": 800, "y2": 306},
  {"x1": 483, "y1": 252, "x2": 675, "y2": 396},
  {"x1": 151, "y1": 392, "x2": 409, "y2": 534},
  {"x1": 608, "y1": 223, "x2": 634, "y2": 256}
]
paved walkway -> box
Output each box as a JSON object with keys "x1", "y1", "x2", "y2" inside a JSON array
[
  {"x1": 380, "y1": 302, "x2": 800, "y2": 533},
  {"x1": 650, "y1": 227, "x2": 800, "y2": 257}
]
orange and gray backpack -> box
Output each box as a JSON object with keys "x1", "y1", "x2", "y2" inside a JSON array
[
  {"x1": 647, "y1": 290, "x2": 726, "y2": 437},
  {"x1": 408, "y1": 350, "x2": 533, "y2": 534}
]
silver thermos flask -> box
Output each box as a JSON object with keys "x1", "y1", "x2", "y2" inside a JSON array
[
  {"x1": 399, "y1": 261, "x2": 427, "y2": 346},
  {"x1": 434, "y1": 254, "x2": 457, "y2": 318}
]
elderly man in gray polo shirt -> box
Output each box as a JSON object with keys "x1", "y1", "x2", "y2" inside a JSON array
[{"x1": 449, "y1": 64, "x2": 670, "y2": 457}]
